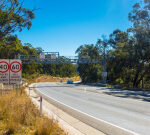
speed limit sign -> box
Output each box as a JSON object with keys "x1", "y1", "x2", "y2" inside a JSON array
[
  {"x1": 0, "y1": 59, "x2": 10, "y2": 84},
  {"x1": 10, "y1": 60, "x2": 22, "y2": 84},
  {"x1": 0, "y1": 59, "x2": 22, "y2": 84},
  {"x1": 0, "y1": 61, "x2": 9, "y2": 73},
  {"x1": 10, "y1": 61, "x2": 22, "y2": 73}
]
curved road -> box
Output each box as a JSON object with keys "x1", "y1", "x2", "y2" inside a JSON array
[{"x1": 35, "y1": 82, "x2": 150, "y2": 135}]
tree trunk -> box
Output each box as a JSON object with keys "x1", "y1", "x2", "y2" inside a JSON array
[
  {"x1": 142, "y1": 78, "x2": 144, "y2": 89},
  {"x1": 135, "y1": 71, "x2": 147, "y2": 89},
  {"x1": 133, "y1": 70, "x2": 139, "y2": 88}
]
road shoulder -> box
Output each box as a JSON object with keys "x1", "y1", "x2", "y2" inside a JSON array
[{"x1": 26, "y1": 83, "x2": 105, "y2": 135}]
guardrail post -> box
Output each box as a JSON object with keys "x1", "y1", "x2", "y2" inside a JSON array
[
  {"x1": 13, "y1": 84, "x2": 14, "y2": 90},
  {"x1": 0, "y1": 89, "x2": 1, "y2": 96},
  {"x1": 40, "y1": 96, "x2": 42, "y2": 116},
  {"x1": 29, "y1": 87, "x2": 31, "y2": 96},
  {"x1": 0, "y1": 83, "x2": 4, "y2": 96},
  {"x1": 16, "y1": 84, "x2": 18, "y2": 95}
]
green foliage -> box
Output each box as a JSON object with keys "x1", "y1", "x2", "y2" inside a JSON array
[
  {"x1": 1, "y1": 0, "x2": 150, "y2": 89},
  {"x1": 75, "y1": 0, "x2": 150, "y2": 88},
  {"x1": 76, "y1": 44, "x2": 103, "y2": 83},
  {"x1": 0, "y1": 35, "x2": 23, "y2": 58},
  {"x1": 106, "y1": 0, "x2": 150, "y2": 88},
  {"x1": 41, "y1": 63, "x2": 76, "y2": 77},
  {"x1": 0, "y1": 35, "x2": 77, "y2": 78},
  {"x1": 0, "y1": 0, "x2": 35, "y2": 39}
]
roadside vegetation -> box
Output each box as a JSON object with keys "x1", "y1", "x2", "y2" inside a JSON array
[
  {"x1": 25, "y1": 74, "x2": 80, "y2": 84},
  {"x1": 0, "y1": 0, "x2": 77, "y2": 80},
  {"x1": 0, "y1": 1, "x2": 76, "y2": 134},
  {"x1": 76, "y1": 0, "x2": 150, "y2": 89},
  {"x1": 0, "y1": 89, "x2": 67, "y2": 135},
  {"x1": 0, "y1": 74, "x2": 81, "y2": 135}
]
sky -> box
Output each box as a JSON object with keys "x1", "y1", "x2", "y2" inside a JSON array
[{"x1": 16, "y1": 0, "x2": 139, "y2": 56}]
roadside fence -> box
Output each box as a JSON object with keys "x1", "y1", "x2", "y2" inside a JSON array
[{"x1": 0, "y1": 83, "x2": 22, "y2": 96}]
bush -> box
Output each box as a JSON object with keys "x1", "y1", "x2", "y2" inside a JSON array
[{"x1": 0, "y1": 91, "x2": 66, "y2": 135}]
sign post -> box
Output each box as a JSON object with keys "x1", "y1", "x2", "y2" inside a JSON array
[
  {"x1": 102, "y1": 72, "x2": 107, "y2": 77},
  {"x1": 102, "y1": 72, "x2": 107, "y2": 84}
]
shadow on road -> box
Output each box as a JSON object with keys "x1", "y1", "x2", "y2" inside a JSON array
[
  {"x1": 99, "y1": 88, "x2": 150, "y2": 102},
  {"x1": 34, "y1": 84, "x2": 150, "y2": 102}
]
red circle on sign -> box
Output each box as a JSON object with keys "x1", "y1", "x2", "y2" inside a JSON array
[
  {"x1": 0, "y1": 61, "x2": 9, "y2": 73},
  {"x1": 10, "y1": 61, "x2": 22, "y2": 73}
]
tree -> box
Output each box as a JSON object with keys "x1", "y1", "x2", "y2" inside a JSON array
[
  {"x1": 0, "y1": 34, "x2": 23, "y2": 59},
  {"x1": 128, "y1": 0, "x2": 150, "y2": 87},
  {"x1": 36, "y1": 47, "x2": 44, "y2": 55},
  {"x1": 0, "y1": 0, "x2": 35, "y2": 39},
  {"x1": 107, "y1": 30, "x2": 135, "y2": 87},
  {"x1": 76, "y1": 44, "x2": 103, "y2": 83},
  {"x1": 96, "y1": 35, "x2": 110, "y2": 83},
  {"x1": 104, "y1": 0, "x2": 150, "y2": 88}
]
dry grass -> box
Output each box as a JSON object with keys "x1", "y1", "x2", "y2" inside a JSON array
[
  {"x1": 27, "y1": 74, "x2": 80, "y2": 84},
  {"x1": 0, "y1": 91, "x2": 67, "y2": 135},
  {"x1": 0, "y1": 75, "x2": 80, "y2": 134}
]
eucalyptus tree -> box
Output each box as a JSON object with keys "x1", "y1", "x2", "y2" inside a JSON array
[
  {"x1": 127, "y1": 0, "x2": 150, "y2": 87},
  {"x1": 107, "y1": 30, "x2": 136, "y2": 87},
  {"x1": 0, "y1": 0, "x2": 35, "y2": 39},
  {"x1": 76, "y1": 44, "x2": 103, "y2": 83},
  {"x1": 96, "y1": 35, "x2": 110, "y2": 83}
]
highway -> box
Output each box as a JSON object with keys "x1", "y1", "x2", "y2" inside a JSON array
[{"x1": 35, "y1": 82, "x2": 150, "y2": 135}]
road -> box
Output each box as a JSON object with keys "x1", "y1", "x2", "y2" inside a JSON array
[{"x1": 35, "y1": 82, "x2": 150, "y2": 135}]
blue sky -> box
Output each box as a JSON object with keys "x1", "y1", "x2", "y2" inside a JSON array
[{"x1": 17, "y1": 0, "x2": 139, "y2": 56}]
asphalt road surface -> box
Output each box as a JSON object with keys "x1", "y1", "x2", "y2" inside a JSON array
[{"x1": 35, "y1": 82, "x2": 150, "y2": 135}]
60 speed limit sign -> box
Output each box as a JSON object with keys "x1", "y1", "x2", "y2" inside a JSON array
[
  {"x1": 10, "y1": 61, "x2": 22, "y2": 73},
  {"x1": 0, "y1": 59, "x2": 22, "y2": 84},
  {"x1": 10, "y1": 60, "x2": 22, "y2": 84}
]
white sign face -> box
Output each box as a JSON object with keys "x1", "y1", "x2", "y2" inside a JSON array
[
  {"x1": 40, "y1": 53, "x2": 45, "y2": 59},
  {"x1": 10, "y1": 59, "x2": 22, "y2": 84},
  {"x1": 102, "y1": 72, "x2": 107, "y2": 77},
  {"x1": 0, "y1": 59, "x2": 9, "y2": 84},
  {"x1": 51, "y1": 54, "x2": 56, "y2": 59}
]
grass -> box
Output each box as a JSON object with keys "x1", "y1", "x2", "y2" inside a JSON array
[
  {"x1": 0, "y1": 90, "x2": 67, "y2": 135},
  {"x1": 0, "y1": 74, "x2": 81, "y2": 135},
  {"x1": 26, "y1": 74, "x2": 80, "y2": 84}
]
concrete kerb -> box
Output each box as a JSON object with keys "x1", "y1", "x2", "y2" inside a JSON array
[{"x1": 26, "y1": 83, "x2": 104, "y2": 135}]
